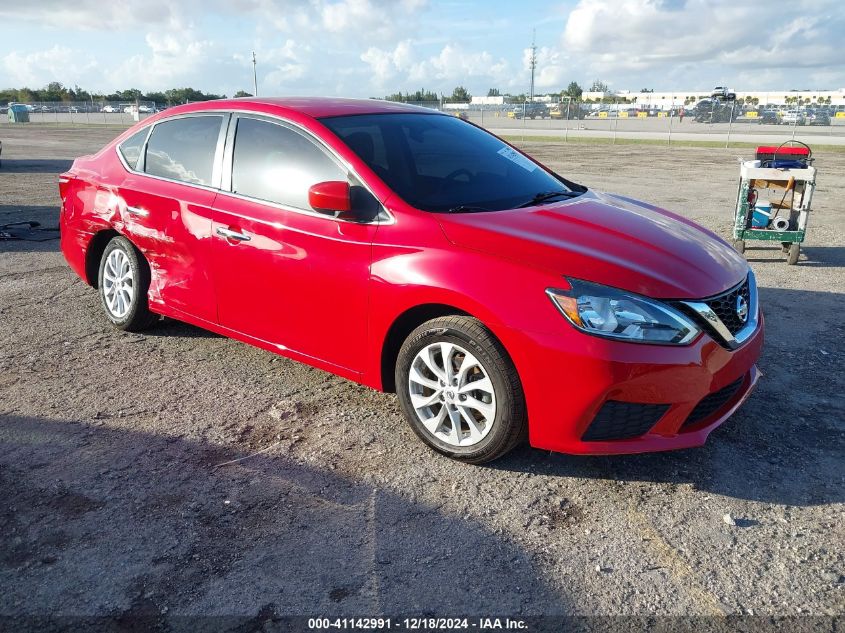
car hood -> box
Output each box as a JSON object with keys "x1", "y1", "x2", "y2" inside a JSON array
[{"x1": 437, "y1": 191, "x2": 748, "y2": 299}]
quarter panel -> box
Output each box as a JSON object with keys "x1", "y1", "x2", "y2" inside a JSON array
[{"x1": 117, "y1": 176, "x2": 218, "y2": 321}]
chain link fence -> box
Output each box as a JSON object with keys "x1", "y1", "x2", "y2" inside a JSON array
[
  {"x1": 1, "y1": 100, "x2": 160, "y2": 125},
  {"x1": 392, "y1": 98, "x2": 845, "y2": 147}
]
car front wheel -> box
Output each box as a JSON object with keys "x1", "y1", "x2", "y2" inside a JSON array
[
  {"x1": 98, "y1": 236, "x2": 158, "y2": 331},
  {"x1": 395, "y1": 316, "x2": 526, "y2": 464}
]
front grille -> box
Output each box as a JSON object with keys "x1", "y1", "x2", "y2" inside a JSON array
[
  {"x1": 673, "y1": 276, "x2": 753, "y2": 349},
  {"x1": 683, "y1": 377, "x2": 744, "y2": 427},
  {"x1": 703, "y1": 279, "x2": 751, "y2": 335},
  {"x1": 703, "y1": 279, "x2": 750, "y2": 336},
  {"x1": 582, "y1": 401, "x2": 669, "y2": 442}
]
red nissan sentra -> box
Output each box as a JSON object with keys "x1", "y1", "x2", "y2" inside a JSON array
[{"x1": 59, "y1": 98, "x2": 763, "y2": 463}]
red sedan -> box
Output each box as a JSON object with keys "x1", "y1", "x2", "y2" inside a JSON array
[{"x1": 59, "y1": 97, "x2": 763, "y2": 463}]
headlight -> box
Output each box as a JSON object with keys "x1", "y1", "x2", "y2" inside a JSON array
[{"x1": 546, "y1": 279, "x2": 700, "y2": 345}]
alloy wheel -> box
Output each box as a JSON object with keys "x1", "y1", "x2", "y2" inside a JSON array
[
  {"x1": 408, "y1": 342, "x2": 497, "y2": 447},
  {"x1": 102, "y1": 248, "x2": 134, "y2": 319}
]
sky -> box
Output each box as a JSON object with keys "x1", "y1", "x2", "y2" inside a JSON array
[{"x1": 0, "y1": 0, "x2": 843, "y2": 98}]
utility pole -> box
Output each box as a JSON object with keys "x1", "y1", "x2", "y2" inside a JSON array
[
  {"x1": 252, "y1": 51, "x2": 258, "y2": 97},
  {"x1": 528, "y1": 29, "x2": 537, "y2": 102}
]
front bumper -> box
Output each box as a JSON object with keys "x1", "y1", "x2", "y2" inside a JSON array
[{"x1": 502, "y1": 312, "x2": 764, "y2": 455}]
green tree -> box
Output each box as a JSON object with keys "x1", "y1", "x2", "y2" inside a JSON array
[
  {"x1": 71, "y1": 84, "x2": 91, "y2": 102},
  {"x1": 563, "y1": 81, "x2": 582, "y2": 99},
  {"x1": 43, "y1": 82, "x2": 68, "y2": 101},
  {"x1": 384, "y1": 88, "x2": 438, "y2": 103},
  {"x1": 590, "y1": 79, "x2": 609, "y2": 92},
  {"x1": 233, "y1": 90, "x2": 253, "y2": 98},
  {"x1": 163, "y1": 87, "x2": 224, "y2": 104},
  {"x1": 487, "y1": 88, "x2": 500, "y2": 97},
  {"x1": 450, "y1": 85, "x2": 471, "y2": 102},
  {"x1": 143, "y1": 91, "x2": 167, "y2": 104},
  {"x1": 115, "y1": 88, "x2": 143, "y2": 102},
  {"x1": 17, "y1": 88, "x2": 37, "y2": 102}
]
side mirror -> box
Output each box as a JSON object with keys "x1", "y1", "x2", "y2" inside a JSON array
[{"x1": 308, "y1": 181, "x2": 351, "y2": 216}]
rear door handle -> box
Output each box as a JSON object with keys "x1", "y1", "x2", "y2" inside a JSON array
[
  {"x1": 126, "y1": 205, "x2": 149, "y2": 217},
  {"x1": 216, "y1": 227, "x2": 251, "y2": 242}
]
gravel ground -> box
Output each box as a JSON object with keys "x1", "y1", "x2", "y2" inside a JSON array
[{"x1": 0, "y1": 125, "x2": 843, "y2": 623}]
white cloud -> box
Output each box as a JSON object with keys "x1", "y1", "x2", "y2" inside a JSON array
[
  {"x1": 321, "y1": 0, "x2": 426, "y2": 32},
  {"x1": 561, "y1": 0, "x2": 845, "y2": 89},
  {"x1": 2, "y1": 46, "x2": 98, "y2": 87},
  {"x1": 260, "y1": 40, "x2": 311, "y2": 90},
  {"x1": 361, "y1": 40, "x2": 513, "y2": 93},
  {"x1": 526, "y1": 46, "x2": 567, "y2": 90},
  {"x1": 108, "y1": 30, "x2": 217, "y2": 91},
  {"x1": 0, "y1": 1, "x2": 184, "y2": 30},
  {"x1": 360, "y1": 40, "x2": 414, "y2": 85}
]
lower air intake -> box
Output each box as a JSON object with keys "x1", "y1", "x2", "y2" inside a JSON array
[
  {"x1": 582, "y1": 401, "x2": 670, "y2": 442},
  {"x1": 683, "y1": 377, "x2": 745, "y2": 428}
]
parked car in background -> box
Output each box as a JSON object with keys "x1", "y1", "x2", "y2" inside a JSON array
[
  {"x1": 711, "y1": 86, "x2": 737, "y2": 100},
  {"x1": 59, "y1": 97, "x2": 763, "y2": 463},
  {"x1": 807, "y1": 110, "x2": 830, "y2": 126},
  {"x1": 781, "y1": 110, "x2": 805, "y2": 126},
  {"x1": 138, "y1": 105, "x2": 154, "y2": 114},
  {"x1": 452, "y1": 111, "x2": 468, "y2": 121},
  {"x1": 101, "y1": 105, "x2": 120, "y2": 113},
  {"x1": 549, "y1": 105, "x2": 584, "y2": 120},
  {"x1": 758, "y1": 110, "x2": 779, "y2": 124},
  {"x1": 699, "y1": 101, "x2": 742, "y2": 123},
  {"x1": 511, "y1": 103, "x2": 549, "y2": 119}
]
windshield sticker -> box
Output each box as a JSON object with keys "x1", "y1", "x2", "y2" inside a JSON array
[{"x1": 497, "y1": 146, "x2": 537, "y2": 172}]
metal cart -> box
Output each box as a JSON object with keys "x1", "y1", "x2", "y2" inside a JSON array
[{"x1": 732, "y1": 141, "x2": 816, "y2": 265}]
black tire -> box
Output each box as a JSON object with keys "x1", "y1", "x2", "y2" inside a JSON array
[
  {"x1": 733, "y1": 239, "x2": 745, "y2": 254},
  {"x1": 97, "y1": 236, "x2": 158, "y2": 331},
  {"x1": 395, "y1": 316, "x2": 526, "y2": 464},
  {"x1": 787, "y1": 243, "x2": 800, "y2": 265}
]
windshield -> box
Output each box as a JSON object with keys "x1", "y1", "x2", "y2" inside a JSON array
[{"x1": 320, "y1": 113, "x2": 584, "y2": 212}]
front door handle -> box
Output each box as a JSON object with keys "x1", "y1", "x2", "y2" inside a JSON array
[{"x1": 216, "y1": 227, "x2": 251, "y2": 242}]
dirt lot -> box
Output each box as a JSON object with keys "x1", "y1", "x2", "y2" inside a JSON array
[{"x1": 1, "y1": 125, "x2": 843, "y2": 623}]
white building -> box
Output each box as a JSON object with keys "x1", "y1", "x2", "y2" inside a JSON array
[{"x1": 470, "y1": 96, "x2": 506, "y2": 105}]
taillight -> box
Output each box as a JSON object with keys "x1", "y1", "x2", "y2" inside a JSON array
[
  {"x1": 58, "y1": 173, "x2": 72, "y2": 199},
  {"x1": 58, "y1": 171, "x2": 78, "y2": 218}
]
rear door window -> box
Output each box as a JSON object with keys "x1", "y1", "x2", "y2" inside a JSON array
[
  {"x1": 230, "y1": 116, "x2": 346, "y2": 210},
  {"x1": 144, "y1": 116, "x2": 223, "y2": 186},
  {"x1": 118, "y1": 127, "x2": 149, "y2": 170}
]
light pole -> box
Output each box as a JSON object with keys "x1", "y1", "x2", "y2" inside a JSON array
[
  {"x1": 252, "y1": 51, "x2": 258, "y2": 97},
  {"x1": 528, "y1": 30, "x2": 536, "y2": 103},
  {"x1": 562, "y1": 96, "x2": 572, "y2": 142}
]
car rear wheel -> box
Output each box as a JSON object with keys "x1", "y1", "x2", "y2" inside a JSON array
[
  {"x1": 98, "y1": 236, "x2": 157, "y2": 331},
  {"x1": 395, "y1": 316, "x2": 526, "y2": 464}
]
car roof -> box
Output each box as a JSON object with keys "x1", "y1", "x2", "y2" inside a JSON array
[{"x1": 156, "y1": 97, "x2": 442, "y2": 120}]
